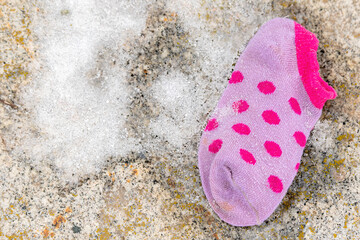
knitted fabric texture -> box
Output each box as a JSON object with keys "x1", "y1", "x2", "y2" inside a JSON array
[{"x1": 197, "y1": 18, "x2": 337, "y2": 226}]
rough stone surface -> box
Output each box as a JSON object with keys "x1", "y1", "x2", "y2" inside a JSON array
[{"x1": 0, "y1": 0, "x2": 359, "y2": 239}]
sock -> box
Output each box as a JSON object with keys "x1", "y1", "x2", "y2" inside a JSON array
[{"x1": 198, "y1": 18, "x2": 337, "y2": 226}]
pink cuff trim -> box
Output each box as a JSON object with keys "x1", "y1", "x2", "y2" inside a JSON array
[{"x1": 294, "y1": 22, "x2": 337, "y2": 109}]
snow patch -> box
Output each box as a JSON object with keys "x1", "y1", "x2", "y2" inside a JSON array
[
  {"x1": 150, "y1": 70, "x2": 201, "y2": 148},
  {"x1": 310, "y1": 120, "x2": 336, "y2": 153},
  {"x1": 14, "y1": 0, "x2": 151, "y2": 181}
]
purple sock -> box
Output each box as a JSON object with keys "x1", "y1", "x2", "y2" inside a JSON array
[{"x1": 198, "y1": 18, "x2": 337, "y2": 226}]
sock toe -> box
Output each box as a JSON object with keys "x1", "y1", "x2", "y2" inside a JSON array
[{"x1": 209, "y1": 156, "x2": 260, "y2": 226}]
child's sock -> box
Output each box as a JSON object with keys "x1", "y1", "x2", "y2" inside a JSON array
[{"x1": 198, "y1": 18, "x2": 336, "y2": 226}]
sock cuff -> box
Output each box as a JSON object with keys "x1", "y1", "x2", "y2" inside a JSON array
[{"x1": 294, "y1": 22, "x2": 337, "y2": 109}]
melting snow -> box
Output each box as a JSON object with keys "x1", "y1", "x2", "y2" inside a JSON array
[
  {"x1": 13, "y1": 0, "x2": 277, "y2": 181},
  {"x1": 150, "y1": 70, "x2": 201, "y2": 148},
  {"x1": 15, "y1": 0, "x2": 150, "y2": 181}
]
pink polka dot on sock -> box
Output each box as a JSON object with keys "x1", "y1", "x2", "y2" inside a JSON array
[
  {"x1": 239, "y1": 149, "x2": 256, "y2": 165},
  {"x1": 289, "y1": 97, "x2": 301, "y2": 115},
  {"x1": 229, "y1": 71, "x2": 244, "y2": 84},
  {"x1": 293, "y1": 131, "x2": 306, "y2": 147},
  {"x1": 205, "y1": 118, "x2": 219, "y2": 131},
  {"x1": 264, "y1": 141, "x2": 282, "y2": 157},
  {"x1": 232, "y1": 123, "x2": 251, "y2": 135},
  {"x1": 257, "y1": 81, "x2": 276, "y2": 94},
  {"x1": 232, "y1": 100, "x2": 249, "y2": 113},
  {"x1": 268, "y1": 175, "x2": 283, "y2": 193},
  {"x1": 208, "y1": 139, "x2": 223, "y2": 153},
  {"x1": 262, "y1": 110, "x2": 280, "y2": 125},
  {"x1": 295, "y1": 163, "x2": 300, "y2": 170}
]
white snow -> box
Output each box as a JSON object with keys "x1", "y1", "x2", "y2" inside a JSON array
[
  {"x1": 310, "y1": 119, "x2": 336, "y2": 153},
  {"x1": 15, "y1": 0, "x2": 151, "y2": 181},
  {"x1": 13, "y1": 0, "x2": 277, "y2": 180},
  {"x1": 150, "y1": 70, "x2": 201, "y2": 148}
]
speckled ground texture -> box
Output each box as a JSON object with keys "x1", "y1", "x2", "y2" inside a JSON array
[{"x1": 1, "y1": 0, "x2": 359, "y2": 239}]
